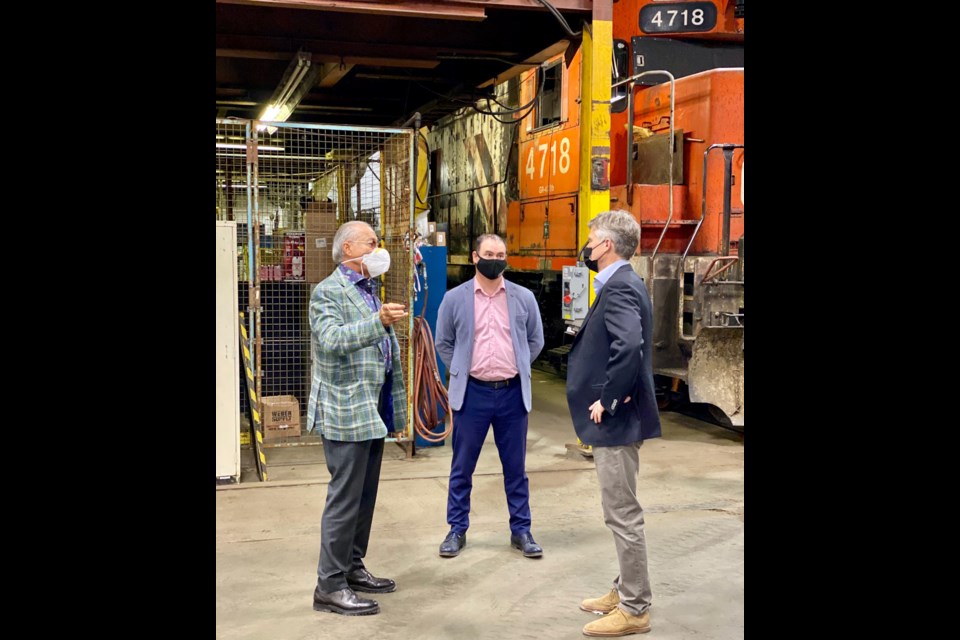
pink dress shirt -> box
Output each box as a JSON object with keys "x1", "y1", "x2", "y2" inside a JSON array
[{"x1": 469, "y1": 278, "x2": 518, "y2": 381}]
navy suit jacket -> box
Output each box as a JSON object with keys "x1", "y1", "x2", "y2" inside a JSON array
[{"x1": 566, "y1": 264, "x2": 662, "y2": 446}]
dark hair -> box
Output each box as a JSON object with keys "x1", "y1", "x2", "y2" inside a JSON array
[{"x1": 474, "y1": 233, "x2": 506, "y2": 254}]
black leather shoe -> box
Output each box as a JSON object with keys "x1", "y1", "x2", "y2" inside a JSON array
[
  {"x1": 346, "y1": 567, "x2": 396, "y2": 593},
  {"x1": 312, "y1": 587, "x2": 379, "y2": 615},
  {"x1": 439, "y1": 530, "x2": 467, "y2": 557},
  {"x1": 510, "y1": 532, "x2": 543, "y2": 558}
]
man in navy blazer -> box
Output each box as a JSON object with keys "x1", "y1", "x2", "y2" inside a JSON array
[
  {"x1": 566, "y1": 210, "x2": 662, "y2": 637},
  {"x1": 434, "y1": 233, "x2": 545, "y2": 559}
]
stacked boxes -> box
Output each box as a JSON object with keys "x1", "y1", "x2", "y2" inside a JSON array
[
  {"x1": 425, "y1": 221, "x2": 447, "y2": 246},
  {"x1": 305, "y1": 202, "x2": 338, "y2": 283}
]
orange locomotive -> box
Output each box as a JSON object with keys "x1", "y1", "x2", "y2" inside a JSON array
[{"x1": 506, "y1": 0, "x2": 743, "y2": 426}]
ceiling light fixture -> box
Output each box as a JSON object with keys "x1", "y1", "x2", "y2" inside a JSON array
[
  {"x1": 216, "y1": 143, "x2": 285, "y2": 151},
  {"x1": 257, "y1": 50, "x2": 320, "y2": 134},
  {"x1": 216, "y1": 183, "x2": 268, "y2": 190}
]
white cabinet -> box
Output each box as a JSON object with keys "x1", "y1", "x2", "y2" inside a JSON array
[{"x1": 216, "y1": 221, "x2": 241, "y2": 481}]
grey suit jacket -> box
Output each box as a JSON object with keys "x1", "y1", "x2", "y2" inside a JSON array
[{"x1": 434, "y1": 277, "x2": 544, "y2": 413}]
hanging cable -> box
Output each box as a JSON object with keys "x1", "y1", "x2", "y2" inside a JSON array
[
  {"x1": 412, "y1": 258, "x2": 452, "y2": 443},
  {"x1": 414, "y1": 81, "x2": 492, "y2": 107},
  {"x1": 533, "y1": 0, "x2": 582, "y2": 38},
  {"x1": 476, "y1": 70, "x2": 545, "y2": 120},
  {"x1": 413, "y1": 69, "x2": 544, "y2": 125}
]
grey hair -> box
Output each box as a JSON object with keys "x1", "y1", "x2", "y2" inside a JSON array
[
  {"x1": 588, "y1": 210, "x2": 640, "y2": 259},
  {"x1": 474, "y1": 233, "x2": 506, "y2": 254},
  {"x1": 332, "y1": 220, "x2": 375, "y2": 263}
]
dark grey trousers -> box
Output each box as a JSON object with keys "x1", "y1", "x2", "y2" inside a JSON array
[{"x1": 316, "y1": 436, "x2": 385, "y2": 592}]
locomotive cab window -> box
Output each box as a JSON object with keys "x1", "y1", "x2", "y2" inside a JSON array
[
  {"x1": 611, "y1": 39, "x2": 629, "y2": 114},
  {"x1": 535, "y1": 60, "x2": 563, "y2": 129}
]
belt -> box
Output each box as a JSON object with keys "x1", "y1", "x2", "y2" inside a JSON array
[{"x1": 469, "y1": 375, "x2": 519, "y2": 390}]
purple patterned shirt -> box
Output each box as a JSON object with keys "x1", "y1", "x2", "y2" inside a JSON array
[{"x1": 339, "y1": 264, "x2": 391, "y2": 374}]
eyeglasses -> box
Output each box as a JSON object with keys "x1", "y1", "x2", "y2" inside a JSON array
[{"x1": 350, "y1": 239, "x2": 379, "y2": 248}]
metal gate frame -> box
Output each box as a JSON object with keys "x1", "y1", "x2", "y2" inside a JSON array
[{"x1": 216, "y1": 118, "x2": 418, "y2": 466}]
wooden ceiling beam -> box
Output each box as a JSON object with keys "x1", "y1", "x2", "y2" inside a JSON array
[
  {"x1": 216, "y1": 49, "x2": 440, "y2": 69},
  {"x1": 316, "y1": 62, "x2": 355, "y2": 88},
  {"x1": 217, "y1": 0, "x2": 488, "y2": 21}
]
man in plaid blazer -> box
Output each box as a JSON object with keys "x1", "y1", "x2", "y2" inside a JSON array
[{"x1": 308, "y1": 220, "x2": 408, "y2": 617}]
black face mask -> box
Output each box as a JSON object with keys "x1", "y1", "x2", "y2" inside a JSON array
[
  {"x1": 476, "y1": 257, "x2": 508, "y2": 280},
  {"x1": 579, "y1": 242, "x2": 602, "y2": 272}
]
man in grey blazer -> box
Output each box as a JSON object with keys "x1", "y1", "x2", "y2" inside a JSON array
[
  {"x1": 434, "y1": 233, "x2": 545, "y2": 558},
  {"x1": 566, "y1": 210, "x2": 662, "y2": 637},
  {"x1": 308, "y1": 220, "x2": 409, "y2": 617}
]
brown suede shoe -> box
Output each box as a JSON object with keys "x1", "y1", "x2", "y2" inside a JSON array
[
  {"x1": 580, "y1": 588, "x2": 620, "y2": 614},
  {"x1": 582, "y1": 608, "x2": 651, "y2": 637}
]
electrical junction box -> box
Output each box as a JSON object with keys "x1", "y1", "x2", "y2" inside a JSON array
[{"x1": 561, "y1": 265, "x2": 589, "y2": 321}]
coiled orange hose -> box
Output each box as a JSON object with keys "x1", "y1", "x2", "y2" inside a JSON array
[{"x1": 412, "y1": 315, "x2": 452, "y2": 442}]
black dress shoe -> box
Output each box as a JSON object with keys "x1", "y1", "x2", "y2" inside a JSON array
[
  {"x1": 312, "y1": 587, "x2": 379, "y2": 615},
  {"x1": 346, "y1": 567, "x2": 396, "y2": 593},
  {"x1": 439, "y1": 530, "x2": 467, "y2": 557},
  {"x1": 510, "y1": 532, "x2": 543, "y2": 558}
]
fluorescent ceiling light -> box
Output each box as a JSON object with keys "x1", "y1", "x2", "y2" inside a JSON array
[
  {"x1": 257, "y1": 51, "x2": 320, "y2": 134},
  {"x1": 215, "y1": 143, "x2": 285, "y2": 151},
  {"x1": 215, "y1": 152, "x2": 324, "y2": 162}
]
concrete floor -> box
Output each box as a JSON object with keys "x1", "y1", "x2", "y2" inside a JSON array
[{"x1": 216, "y1": 370, "x2": 744, "y2": 640}]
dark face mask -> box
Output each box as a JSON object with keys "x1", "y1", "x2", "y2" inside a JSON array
[
  {"x1": 579, "y1": 242, "x2": 603, "y2": 272},
  {"x1": 476, "y1": 257, "x2": 508, "y2": 280}
]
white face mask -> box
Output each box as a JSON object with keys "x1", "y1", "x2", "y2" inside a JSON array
[{"x1": 345, "y1": 247, "x2": 391, "y2": 278}]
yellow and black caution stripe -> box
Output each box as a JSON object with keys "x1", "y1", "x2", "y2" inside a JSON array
[{"x1": 239, "y1": 312, "x2": 268, "y2": 481}]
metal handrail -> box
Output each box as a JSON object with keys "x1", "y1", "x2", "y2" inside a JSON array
[
  {"x1": 613, "y1": 70, "x2": 675, "y2": 260},
  {"x1": 681, "y1": 143, "x2": 744, "y2": 268},
  {"x1": 677, "y1": 143, "x2": 743, "y2": 341},
  {"x1": 701, "y1": 256, "x2": 739, "y2": 284}
]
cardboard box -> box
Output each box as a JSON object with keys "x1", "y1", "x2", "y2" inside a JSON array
[
  {"x1": 305, "y1": 201, "x2": 338, "y2": 234},
  {"x1": 261, "y1": 395, "x2": 301, "y2": 440},
  {"x1": 305, "y1": 232, "x2": 336, "y2": 282},
  {"x1": 429, "y1": 231, "x2": 446, "y2": 246},
  {"x1": 427, "y1": 221, "x2": 437, "y2": 235}
]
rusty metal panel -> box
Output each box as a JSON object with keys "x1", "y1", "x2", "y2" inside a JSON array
[
  {"x1": 506, "y1": 200, "x2": 522, "y2": 256},
  {"x1": 519, "y1": 200, "x2": 546, "y2": 254},
  {"x1": 631, "y1": 128, "x2": 684, "y2": 185},
  {"x1": 688, "y1": 326, "x2": 743, "y2": 427},
  {"x1": 425, "y1": 79, "x2": 516, "y2": 256},
  {"x1": 651, "y1": 276, "x2": 686, "y2": 371}
]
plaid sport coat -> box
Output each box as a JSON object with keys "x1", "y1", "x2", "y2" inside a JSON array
[{"x1": 306, "y1": 267, "x2": 407, "y2": 441}]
